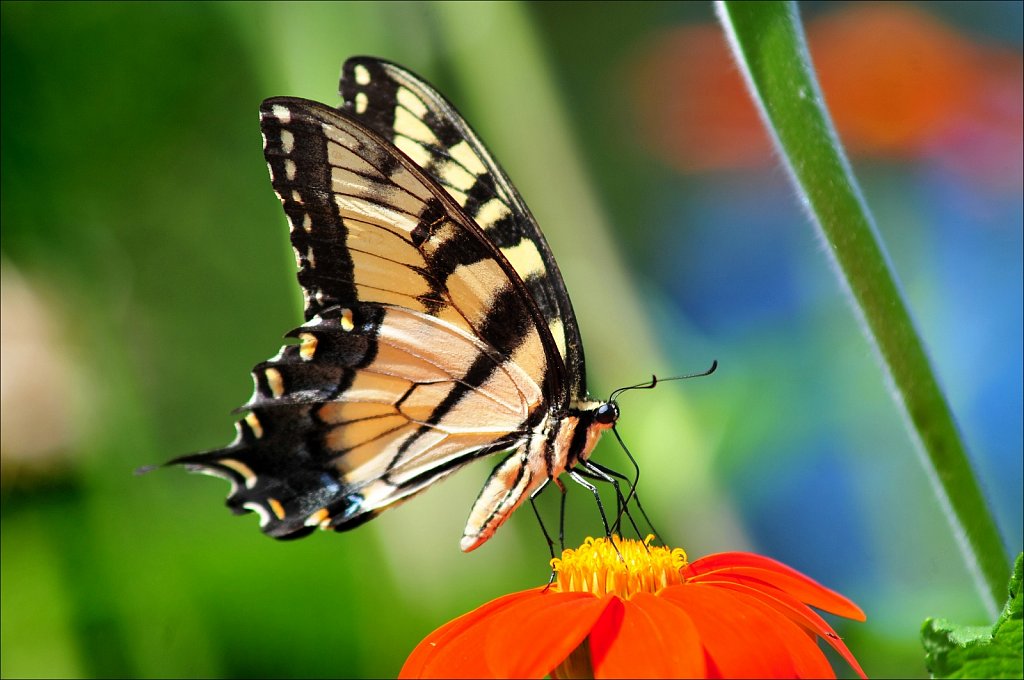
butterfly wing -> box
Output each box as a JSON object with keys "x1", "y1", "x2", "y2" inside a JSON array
[
  {"x1": 337, "y1": 57, "x2": 588, "y2": 399},
  {"x1": 172, "y1": 97, "x2": 568, "y2": 539}
]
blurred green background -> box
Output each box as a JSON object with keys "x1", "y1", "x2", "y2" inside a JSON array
[{"x1": 2, "y1": 2, "x2": 1020, "y2": 677}]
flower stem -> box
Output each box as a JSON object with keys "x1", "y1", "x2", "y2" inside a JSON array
[{"x1": 716, "y1": 0, "x2": 1009, "y2": 616}]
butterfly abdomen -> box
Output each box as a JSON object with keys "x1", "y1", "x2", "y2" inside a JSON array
[{"x1": 460, "y1": 401, "x2": 614, "y2": 551}]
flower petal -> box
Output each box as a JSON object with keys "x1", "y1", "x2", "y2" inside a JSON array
[
  {"x1": 400, "y1": 588, "x2": 545, "y2": 679},
  {"x1": 684, "y1": 552, "x2": 865, "y2": 620},
  {"x1": 659, "y1": 584, "x2": 802, "y2": 678},
  {"x1": 482, "y1": 591, "x2": 614, "y2": 678},
  {"x1": 703, "y1": 583, "x2": 838, "y2": 678},
  {"x1": 589, "y1": 592, "x2": 706, "y2": 679},
  {"x1": 701, "y1": 577, "x2": 867, "y2": 679}
]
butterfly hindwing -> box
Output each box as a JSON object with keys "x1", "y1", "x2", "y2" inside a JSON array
[{"x1": 173, "y1": 92, "x2": 572, "y2": 539}]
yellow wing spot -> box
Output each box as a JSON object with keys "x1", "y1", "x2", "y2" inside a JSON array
[
  {"x1": 395, "y1": 107, "x2": 439, "y2": 146},
  {"x1": 500, "y1": 238, "x2": 546, "y2": 281},
  {"x1": 396, "y1": 87, "x2": 428, "y2": 118},
  {"x1": 340, "y1": 308, "x2": 355, "y2": 332},
  {"x1": 280, "y1": 129, "x2": 295, "y2": 154},
  {"x1": 245, "y1": 412, "x2": 264, "y2": 439},
  {"x1": 268, "y1": 498, "x2": 286, "y2": 521},
  {"x1": 291, "y1": 189, "x2": 302, "y2": 204},
  {"x1": 354, "y1": 91, "x2": 368, "y2": 114},
  {"x1": 445, "y1": 186, "x2": 468, "y2": 207},
  {"x1": 271, "y1": 104, "x2": 292, "y2": 123},
  {"x1": 299, "y1": 333, "x2": 318, "y2": 361},
  {"x1": 306, "y1": 245, "x2": 316, "y2": 268},
  {"x1": 302, "y1": 213, "x2": 312, "y2": 232},
  {"x1": 419, "y1": 221, "x2": 459, "y2": 256},
  {"x1": 306, "y1": 508, "x2": 332, "y2": 527},
  {"x1": 265, "y1": 367, "x2": 285, "y2": 398},
  {"x1": 395, "y1": 136, "x2": 433, "y2": 170},
  {"x1": 438, "y1": 160, "x2": 479, "y2": 192},
  {"x1": 219, "y1": 458, "x2": 258, "y2": 489},
  {"x1": 285, "y1": 158, "x2": 297, "y2": 181},
  {"x1": 476, "y1": 198, "x2": 512, "y2": 231},
  {"x1": 354, "y1": 64, "x2": 371, "y2": 85},
  {"x1": 448, "y1": 140, "x2": 487, "y2": 176},
  {"x1": 549, "y1": 317, "x2": 568, "y2": 360}
]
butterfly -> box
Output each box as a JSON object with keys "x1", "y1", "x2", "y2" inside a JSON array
[{"x1": 170, "y1": 57, "x2": 628, "y2": 552}]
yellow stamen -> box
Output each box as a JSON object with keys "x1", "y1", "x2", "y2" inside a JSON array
[{"x1": 550, "y1": 535, "x2": 688, "y2": 599}]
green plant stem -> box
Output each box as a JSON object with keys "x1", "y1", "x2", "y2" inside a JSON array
[{"x1": 716, "y1": 0, "x2": 1008, "y2": 616}]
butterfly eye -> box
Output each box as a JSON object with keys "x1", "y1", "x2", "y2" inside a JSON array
[{"x1": 594, "y1": 402, "x2": 619, "y2": 426}]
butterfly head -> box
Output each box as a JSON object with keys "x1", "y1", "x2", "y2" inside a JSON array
[{"x1": 593, "y1": 401, "x2": 620, "y2": 427}]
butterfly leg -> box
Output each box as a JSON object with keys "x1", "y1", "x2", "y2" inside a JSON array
[
  {"x1": 531, "y1": 477, "x2": 571, "y2": 588},
  {"x1": 529, "y1": 478, "x2": 557, "y2": 562},
  {"x1": 554, "y1": 476, "x2": 567, "y2": 554},
  {"x1": 583, "y1": 459, "x2": 662, "y2": 545},
  {"x1": 576, "y1": 462, "x2": 642, "y2": 540},
  {"x1": 566, "y1": 469, "x2": 623, "y2": 562},
  {"x1": 577, "y1": 461, "x2": 650, "y2": 552}
]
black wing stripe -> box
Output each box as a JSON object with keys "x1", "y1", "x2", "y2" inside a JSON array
[{"x1": 263, "y1": 108, "x2": 357, "y2": 318}]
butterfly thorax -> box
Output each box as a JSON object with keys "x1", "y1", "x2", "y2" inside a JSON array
[{"x1": 562, "y1": 399, "x2": 619, "y2": 466}]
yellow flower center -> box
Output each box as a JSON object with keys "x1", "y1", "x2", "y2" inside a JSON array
[{"x1": 550, "y1": 535, "x2": 687, "y2": 599}]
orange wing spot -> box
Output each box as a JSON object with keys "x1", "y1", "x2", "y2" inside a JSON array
[
  {"x1": 341, "y1": 308, "x2": 355, "y2": 332},
  {"x1": 245, "y1": 413, "x2": 264, "y2": 439},
  {"x1": 307, "y1": 508, "x2": 331, "y2": 527},
  {"x1": 268, "y1": 498, "x2": 286, "y2": 521},
  {"x1": 299, "y1": 333, "x2": 318, "y2": 361},
  {"x1": 265, "y1": 367, "x2": 285, "y2": 397}
]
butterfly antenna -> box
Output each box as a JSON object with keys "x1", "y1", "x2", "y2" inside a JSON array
[
  {"x1": 601, "y1": 359, "x2": 718, "y2": 543},
  {"x1": 609, "y1": 359, "x2": 718, "y2": 404}
]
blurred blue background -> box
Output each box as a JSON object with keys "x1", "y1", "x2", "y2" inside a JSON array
[{"x1": 2, "y1": 2, "x2": 1020, "y2": 677}]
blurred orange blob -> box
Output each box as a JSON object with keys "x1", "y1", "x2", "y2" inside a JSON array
[{"x1": 633, "y1": 3, "x2": 1022, "y2": 186}]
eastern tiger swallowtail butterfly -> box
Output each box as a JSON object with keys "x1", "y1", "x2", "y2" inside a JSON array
[{"x1": 170, "y1": 57, "x2": 628, "y2": 552}]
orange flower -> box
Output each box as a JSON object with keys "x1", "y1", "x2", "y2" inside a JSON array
[{"x1": 401, "y1": 536, "x2": 866, "y2": 679}]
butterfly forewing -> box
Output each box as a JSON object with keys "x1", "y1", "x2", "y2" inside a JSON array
[{"x1": 338, "y1": 57, "x2": 587, "y2": 398}]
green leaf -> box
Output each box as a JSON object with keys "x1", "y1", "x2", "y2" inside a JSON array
[{"x1": 922, "y1": 553, "x2": 1023, "y2": 678}]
